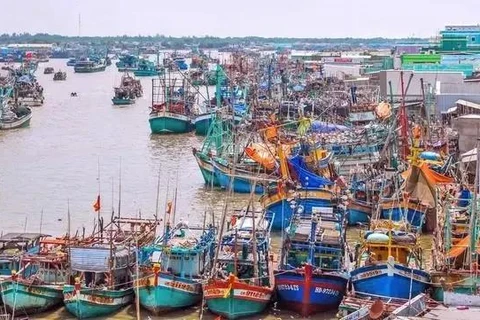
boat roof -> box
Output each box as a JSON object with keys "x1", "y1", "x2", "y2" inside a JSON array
[{"x1": 0, "y1": 233, "x2": 46, "y2": 243}]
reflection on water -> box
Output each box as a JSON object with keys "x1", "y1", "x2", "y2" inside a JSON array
[{"x1": 0, "y1": 59, "x2": 432, "y2": 320}]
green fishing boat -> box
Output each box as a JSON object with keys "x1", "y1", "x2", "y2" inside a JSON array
[
  {"x1": 111, "y1": 73, "x2": 142, "y2": 106},
  {"x1": 134, "y1": 59, "x2": 159, "y2": 77},
  {"x1": 63, "y1": 218, "x2": 158, "y2": 319},
  {"x1": 74, "y1": 59, "x2": 106, "y2": 73},
  {"x1": 135, "y1": 221, "x2": 215, "y2": 314},
  {"x1": 1, "y1": 236, "x2": 69, "y2": 315},
  {"x1": 149, "y1": 76, "x2": 194, "y2": 134}
]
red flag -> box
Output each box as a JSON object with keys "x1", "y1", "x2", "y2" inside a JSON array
[{"x1": 93, "y1": 195, "x2": 101, "y2": 212}]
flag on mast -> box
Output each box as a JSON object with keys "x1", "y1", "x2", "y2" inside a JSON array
[{"x1": 93, "y1": 195, "x2": 101, "y2": 212}]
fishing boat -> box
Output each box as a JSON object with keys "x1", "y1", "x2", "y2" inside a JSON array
[
  {"x1": 66, "y1": 58, "x2": 76, "y2": 66},
  {"x1": 261, "y1": 143, "x2": 336, "y2": 230},
  {"x1": 149, "y1": 76, "x2": 194, "y2": 134},
  {"x1": 116, "y1": 54, "x2": 138, "y2": 72},
  {"x1": 63, "y1": 217, "x2": 158, "y2": 319},
  {"x1": 212, "y1": 157, "x2": 277, "y2": 194},
  {"x1": 1, "y1": 236, "x2": 70, "y2": 315},
  {"x1": 350, "y1": 220, "x2": 430, "y2": 300},
  {"x1": 133, "y1": 58, "x2": 158, "y2": 77},
  {"x1": 53, "y1": 70, "x2": 67, "y2": 81},
  {"x1": 203, "y1": 209, "x2": 274, "y2": 319},
  {"x1": 0, "y1": 103, "x2": 32, "y2": 130},
  {"x1": 275, "y1": 204, "x2": 349, "y2": 317},
  {"x1": 74, "y1": 59, "x2": 106, "y2": 73},
  {"x1": 43, "y1": 67, "x2": 54, "y2": 74},
  {"x1": 0, "y1": 233, "x2": 44, "y2": 276},
  {"x1": 111, "y1": 73, "x2": 143, "y2": 106},
  {"x1": 430, "y1": 147, "x2": 480, "y2": 304},
  {"x1": 346, "y1": 170, "x2": 382, "y2": 226},
  {"x1": 135, "y1": 221, "x2": 215, "y2": 314}
]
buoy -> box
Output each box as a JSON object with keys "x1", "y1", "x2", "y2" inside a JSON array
[{"x1": 366, "y1": 233, "x2": 389, "y2": 243}]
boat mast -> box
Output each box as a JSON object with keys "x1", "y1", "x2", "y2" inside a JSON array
[{"x1": 468, "y1": 138, "x2": 480, "y2": 273}]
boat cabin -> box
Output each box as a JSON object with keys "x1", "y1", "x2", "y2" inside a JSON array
[{"x1": 0, "y1": 233, "x2": 45, "y2": 275}]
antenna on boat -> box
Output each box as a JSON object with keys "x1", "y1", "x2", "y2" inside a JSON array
[
  {"x1": 23, "y1": 215, "x2": 28, "y2": 233},
  {"x1": 39, "y1": 208, "x2": 44, "y2": 235},
  {"x1": 172, "y1": 170, "x2": 179, "y2": 226},
  {"x1": 163, "y1": 174, "x2": 171, "y2": 235},
  {"x1": 118, "y1": 157, "x2": 122, "y2": 220},
  {"x1": 111, "y1": 176, "x2": 115, "y2": 223},
  {"x1": 154, "y1": 165, "x2": 161, "y2": 221}
]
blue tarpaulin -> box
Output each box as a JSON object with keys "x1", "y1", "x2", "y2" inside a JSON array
[
  {"x1": 310, "y1": 121, "x2": 349, "y2": 133},
  {"x1": 288, "y1": 155, "x2": 333, "y2": 188}
]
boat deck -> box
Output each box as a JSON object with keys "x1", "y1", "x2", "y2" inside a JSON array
[{"x1": 290, "y1": 215, "x2": 342, "y2": 246}]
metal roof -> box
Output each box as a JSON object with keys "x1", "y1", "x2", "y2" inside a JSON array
[{"x1": 0, "y1": 233, "x2": 46, "y2": 242}]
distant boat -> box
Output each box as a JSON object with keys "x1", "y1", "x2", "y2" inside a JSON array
[
  {"x1": 43, "y1": 67, "x2": 54, "y2": 74},
  {"x1": 0, "y1": 104, "x2": 32, "y2": 130},
  {"x1": 66, "y1": 58, "x2": 76, "y2": 66},
  {"x1": 53, "y1": 70, "x2": 67, "y2": 81},
  {"x1": 133, "y1": 59, "x2": 159, "y2": 77},
  {"x1": 149, "y1": 76, "x2": 194, "y2": 134},
  {"x1": 74, "y1": 59, "x2": 106, "y2": 73}
]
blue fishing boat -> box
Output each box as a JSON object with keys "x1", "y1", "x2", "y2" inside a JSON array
[
  {"x1": 350, "y1": 227, "x2": 430, "y2": 300},
  {"x1": 135, "y1": 222, "x2": 215, "y2": 314},
  {"x1": 262, "y1": 145, "x2": 335, "y2": 230},
  {"x1": 1, "y1": 237, "x2": 69, "y2": 315},
  {"x1": 203, "y1": 209, "x2": 275, "y2": 319},
  {"x1": 275, "y1": 202, "x2": 349, "y2": 317},
  {"x1": 212, "y1": 158, "x2": 276, "y2": 194},
  {"x1": 63, "y1": 218, "x2": 158, "y2": 319}
]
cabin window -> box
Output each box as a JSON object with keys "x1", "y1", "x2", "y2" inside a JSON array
[{"x1": 472, "y1": 37, "x2": 476, "y2": 42}]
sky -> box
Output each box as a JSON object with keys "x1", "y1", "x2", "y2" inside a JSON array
[{"x1": 0, "y1": 0, "x2": 478, "y2": 38}]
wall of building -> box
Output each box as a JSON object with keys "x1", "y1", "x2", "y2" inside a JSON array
[
  {"x1": 452, "y1": 115, "x2": 480, "y2": 153},
  {"x1": 378, "y1": 70, "x2": 464, "y2": 99}
]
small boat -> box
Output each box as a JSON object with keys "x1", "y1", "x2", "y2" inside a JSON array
[
  {"x1": 116, "y1": 54, "x2": 138, "y2": 72},
  {"x1": 149, "y1": 76, "x2": 194, "y2": 134},
  {"x1": 74, "y1": 59, "x2": 106, "y2": 73},
  {"x1": 63, "y1": 218, "x2": 158, "y2": 319},
  {"x1": 1, "y1": 236, "x2": 70, "y2": 315},
  {"x1": 53, "y1": 70, "x2": 67, "y2": 81},
  {"x1": 203, "y1": 209, "x2": 274, "y2": 319},
  {"x1": 135, "y1": 222, "x2": 215, "y2": 314},
  {"x1": 0, "y1": 233, "x2": 44, "y2": 276},
  {"x1": 66, "y1": 58, "x2": 76, "y2": 66},
  {"x1": 275, "y1": 203, "x2": 349, "y2": 317},
  {"x1": 43, "y1": 67, "x2": 54, "y2": 74},
  {"x1": 0, "y1": 103, "x2": 32, "y2": 130},
  {"x1": 133, "y1": 59, "x2": 158, "y2": 77}
]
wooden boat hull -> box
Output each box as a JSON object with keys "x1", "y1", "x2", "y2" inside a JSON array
[
  {"x1": 2, "y1": 281, "x2": 63, "y2": 314},
  {"x1": 203, "y1": 279, "x2": 272, "y2": 319},
  {"x1": 194, "y1": 152, "x2": 220, "y2": 186},
  {"x1": 63, "y1": 285, "x2": 133, "y2": 319},
  {"x1": 350, "y1": 263, "x2": 430, "y2": 300},
  {"x1": 149, "y1": 112, "x2": 191, "y2": 134},
  {"x1": 261, "y1": 189, "x2": 333, "y2": 230},
  {"x1": 212, "y1": 160, "x2": 274, "y2": 194},
  {"x1": 0, "y1": 113, "x2": 32, "y2": 130},
  {"x1": 274, "y1": 269, "x2": 348, "y2": 317},
  {"x1": 136, "y1": 273, "x2": 202, "y2": 314},
  {"x1": 193, "y1": 113, "x2": 213, "y2": 136},
  {"x1": 347, "y1": 200, "x2": 372, "y2": 226},
  {"x1": 112, "y1": 98, "x2": 135, "y2": 106}
]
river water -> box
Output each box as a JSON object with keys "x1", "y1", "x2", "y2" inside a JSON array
[{"x1": 0, "y1": 59, "x2": 431, "y2": 320}]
